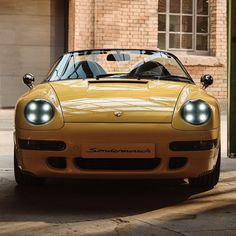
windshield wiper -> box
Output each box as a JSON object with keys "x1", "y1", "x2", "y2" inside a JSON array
[
  {"x1": 127, "y1": 72, "x2": 191, "y2": 83},
  {"x1": 157, "y1": 75, "x2": 191, "y2": 83},
  {"x1": 95, "y1": 73, "x2": 127, "y2": 80},
  {"x1": 126, "y1": 71, "x2": 165, "y2": 80}
]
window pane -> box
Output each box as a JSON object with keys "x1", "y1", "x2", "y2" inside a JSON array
[
  {"x1": 158, "y1": 33, "x2": 166, "y2": 49},
  {"x1": 170, "y1": 15, "x2": 180, "y2": 32},
  {"x1": 197, "y1": 16, "x2": 208, "y2": 33},
  {"x1": 158, "y1": 14, "x2": 166, "y2": 31},
  {"x1": 182, "y1": 0, "x2": 193, "y2": 14},
  {"x1": 169, "y1": 34, "x2": 180, "y2": 48},
  {"x1": 170, "y1": 0, "x2": 180, "y2": 13},
  {"x1": 197, "y1": 35, "x2": 208, "y2": 50},
  {"x1": 158, "y1": 0, "x2": 166, "y2": 12},
  {"x1": 197, "y1": 0, "x2": 208, "y2": 15},
  {"x1": 182, "y1": 34, "x2": 192, "y2": 49},
  {"x1": 182, "y1": 16, "x2": 192, "y2": 32}
]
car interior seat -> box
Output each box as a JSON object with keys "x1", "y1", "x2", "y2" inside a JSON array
[
  {"x1": 129, "y1": 60, "x2": 170, "y2": 77},
  {"x1": 67, "y1": 60, "x2": 106, "y2": 79}
]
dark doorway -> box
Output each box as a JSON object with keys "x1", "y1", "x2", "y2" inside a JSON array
[
  {"x1": 228, "y1": 0, "x2": 236, "y2": 157},
  {"x1": 0, "y1": 0, "x2": 68, "y2": 108}
]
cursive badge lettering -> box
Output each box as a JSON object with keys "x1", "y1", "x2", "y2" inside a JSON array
[{"x1": 87, "y1": 148, "x2": 151, "y2": 153}]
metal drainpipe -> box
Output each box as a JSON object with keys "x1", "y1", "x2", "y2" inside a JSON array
[
  {"x1": 228, "y1": 0, "x2": 236, "y2": 158},
  {"x1": 93, "y1": 0, "x2": 96, "y2": 48}
]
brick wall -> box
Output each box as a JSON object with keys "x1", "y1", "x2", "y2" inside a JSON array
[
  {"x1": 184, "y1": 0, "x2": 227, "y2": 109},
  {"x1": 68, "y1": 0, "x2": 95, "y2": 50},
  {"x1": 69, "y1": 0, "x2": 227, "y2": 107},
  {"x1": 69, "y1": 0, "x2": 159, "y2": 50},
  {"x1": 94, "y1": 0, "x2": 158, "y2": 49}
]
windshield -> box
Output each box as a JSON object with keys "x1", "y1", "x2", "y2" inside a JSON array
[{"x1": 48, "y1": 49, "x2": 192, "y2": 83}]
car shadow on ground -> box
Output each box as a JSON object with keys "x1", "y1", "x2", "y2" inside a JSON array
[{"x1": 0, "y1": 179, "x2": 210, "y2": 223}]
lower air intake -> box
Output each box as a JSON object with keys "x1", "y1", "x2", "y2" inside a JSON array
[
  {"x1": 47, "y1": 157, "x2": 67, "y2": 169},
  {"x1": 169, "y1": 157, "x2": 187, "y2": 169},
  {"x1": 74, "y1": 158, "x2": 161, "y2": 170},
  {"x1": 169, "y1": 139, "x2": 218, "y2": 151},
  {"x1": 19, "y1": 139, "x2": 66, "y2": 151}
]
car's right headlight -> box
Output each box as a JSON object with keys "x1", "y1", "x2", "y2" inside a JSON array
[
  {"x1": 181, "y1": 100, "x2": 211, "y2": 125},
  {"x1": 24, "y1": 99, "x2": 54, "y2": 125}
]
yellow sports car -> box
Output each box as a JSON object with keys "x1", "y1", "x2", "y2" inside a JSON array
[{"x1": 14, "y1": 49, "x2": 220, "y2": 188}]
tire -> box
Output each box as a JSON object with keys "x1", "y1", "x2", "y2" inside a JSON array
[
  {"x1": 14, "y1": 150, "x2": 44, "y2": 186},
  {"x1": 189, "y1": 148, "x2": 221, "y2": 189}
]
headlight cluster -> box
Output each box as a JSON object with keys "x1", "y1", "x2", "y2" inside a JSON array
[
  {"x1": 24, "y1": 99, "x2": 54, "y2": 124},
  {"x1": 181, "y1": 100, "x2": 211, "y2": 125}
]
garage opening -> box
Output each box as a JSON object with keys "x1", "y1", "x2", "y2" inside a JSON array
[
  {"x1": 228, "y1": 0, "x2": 236, "y2": 157},
  {"x1": 0, "y1": 0, "x2": 68, "y2": 108}
]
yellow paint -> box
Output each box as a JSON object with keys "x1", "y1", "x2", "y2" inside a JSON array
[{"x1": 15, "y1": 78, "x2": 220, "y2": 179}]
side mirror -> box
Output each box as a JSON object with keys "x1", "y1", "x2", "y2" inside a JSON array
[
  {"x1": 23, "y1": 73, "x2": 35, "y2": 89},
  {"x1": 200, "y1": 74, "x2": 213, "y2": 89}
]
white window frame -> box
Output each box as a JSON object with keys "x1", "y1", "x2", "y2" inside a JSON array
[{"x1": 158, "y1": 0, "x2": 210, "y2": 55}]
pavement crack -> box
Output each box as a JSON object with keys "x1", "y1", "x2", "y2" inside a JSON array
[
  {"x1": 112, "y1": 218, "x2": 130, "y2": 236},
  {"x1": 0, "y1": 168, "x2": 13, "y2": 172},
  {"x1": 160, "y1": 226, "x2": 187, "y2": 236},
  {"x1": 133, "y1": 218, "x2": 155, "y2": 227},
  {"x1": 134, "y1": 218, "x2": 186, "y2": 236},
  {"x1": 114, "y1": 227, "x2": 122, "y2": 236},
  {"x1": 112, "y1": 218, "x2": 130, "y2": 224},
  {"x1": 184, "y1": 228, "x2": 236, "y2": 233}
]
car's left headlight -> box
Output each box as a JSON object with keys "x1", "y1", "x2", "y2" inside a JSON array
[
  {"x1": 24, "y1": 99, "x2": 54, "y2": 125},
  {"x1": 181, "y1": 100, "x2": 211, "y2": 125}
]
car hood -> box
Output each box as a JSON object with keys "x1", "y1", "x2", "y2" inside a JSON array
[{"x1": 49, "y1": 79, "x2": 187, "y2": 123}]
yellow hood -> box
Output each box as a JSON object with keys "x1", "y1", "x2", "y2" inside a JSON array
[{"x1": 49, "y1": 79, "x2": 187, "y2": 123}]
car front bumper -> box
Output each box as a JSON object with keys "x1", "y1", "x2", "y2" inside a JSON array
[{"x1": 14, "y1": 123, "x2": 220, "y2": 179}]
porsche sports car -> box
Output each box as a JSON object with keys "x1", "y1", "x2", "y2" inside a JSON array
[{"x1": 14, "y1": 49, "x2": 220, "y2": 188}]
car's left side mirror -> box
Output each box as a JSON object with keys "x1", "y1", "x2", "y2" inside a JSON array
[
  {"x1": 200, "y1": 74, "x2": 213, "y2": 89},
  {"x1": 23, "y1": 73, "x2": 35, "y2": 89}
]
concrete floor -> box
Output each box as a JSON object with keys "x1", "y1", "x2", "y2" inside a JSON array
[{"x1": 0, "y1": 110, "x2": 236, "y2": 236}]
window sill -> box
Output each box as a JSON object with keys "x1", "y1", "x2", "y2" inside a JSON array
[{"x1": 176, "y1": 55, "x2": 224, "y2": 67}]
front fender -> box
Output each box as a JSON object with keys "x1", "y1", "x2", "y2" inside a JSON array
[
  {"x1": 172, "y1": 84, "x2": 220, "y2": 131},
  {"x1": 15, "y1": 83, "x2": 64, "y2": 130}
]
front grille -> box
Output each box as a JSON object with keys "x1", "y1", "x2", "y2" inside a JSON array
[
  {"x1": 169, "y1": 139, "x2": 218, "y2": 151},
  {"x1": 169, "y1": 157, "x2": 187, "y2": 169},
  {"x1": 19, "y1": 139, "x2": 66, "y2": 151},
  {"x1": 74, "y1": 158, "x2": 161, "y2": 170},
  {"x1": 47, "y1": 157, "x2": 67, "y2": 169}
]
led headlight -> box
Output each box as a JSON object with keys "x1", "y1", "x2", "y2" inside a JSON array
[
  {"x1": 181, "y1": 100, "x2": 211, "y2": 125},
  {"x1": 24, "y1": 99, "x2": 54, "y2": 124}
]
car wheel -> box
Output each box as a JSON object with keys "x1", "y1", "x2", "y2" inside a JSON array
[
  {"x1": 14, "y1": 149, "x2": 44, "y2": 186},
  {"x1": 189, "y1": 147, "x2": 221, "y2": 189}
]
